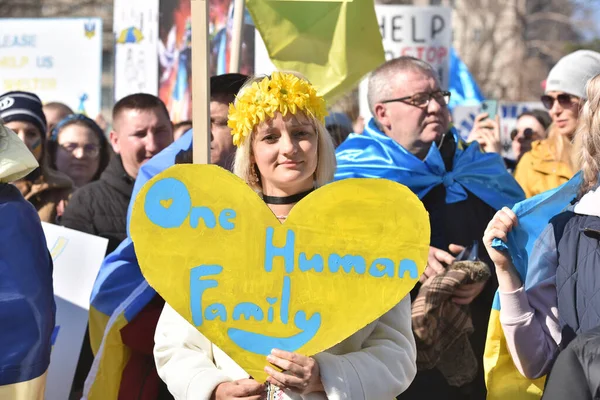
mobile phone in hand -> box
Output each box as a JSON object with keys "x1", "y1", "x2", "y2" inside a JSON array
[
  {"x1": 481, "y1": 100, "x2": 498, "y2": 120},
  {"x1": 455, "y1": 241, "x2": 479, "y2": 262}
]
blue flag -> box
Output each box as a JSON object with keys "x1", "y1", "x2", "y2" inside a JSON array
[
  {"x1": 484, "y1": 173, "x2": 582, "y2": 399},
  {"x1": 449, "y1": 48, "x2": 484, "y2": 111}
]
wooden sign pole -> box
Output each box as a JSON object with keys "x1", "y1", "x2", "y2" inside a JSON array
[
  {"x1": 191, "y1": 0, "x2": 211, "y2": 165},
  {"x1": 229, "y1": 0, "x2": 245, "y2": 73}
]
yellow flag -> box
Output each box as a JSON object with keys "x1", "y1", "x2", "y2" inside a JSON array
[{"x1": 247, "y1": 0, "x2": 385, "y2": 103}]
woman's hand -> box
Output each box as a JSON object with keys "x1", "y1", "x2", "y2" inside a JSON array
[
  {"x1": 212, "y1": 379, "x2": 265, "y2": 400},
  {"x1": 483, "y1": 207, "x2": 518, "y2": 271},
  {"x1": 483, "y1": 207, "x2": 524, "y2": 292},
  {"x1": 264, "y1": 349, "x2": 324, "y2": 394},
  {"x1": 468, "y1": 113, "x2": 502, "y2": 154}
]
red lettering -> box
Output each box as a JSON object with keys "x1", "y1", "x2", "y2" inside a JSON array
[{"x1": 426, "y1": 47, "x2": 437, "y2": 63}]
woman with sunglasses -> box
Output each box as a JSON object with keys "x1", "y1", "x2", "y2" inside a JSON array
[
  {"x1": 483, "y1": 72, "x2": 600, "y2": 399},
  {"x1": 507, "y1": 110, "x2": 552, "y2": 169},
  {"x1": 514, "y1": 50, "x2": 600, "y2": 198},
  {"x1": 47, "y1": 114, "x2": 111, "y2": 188}
]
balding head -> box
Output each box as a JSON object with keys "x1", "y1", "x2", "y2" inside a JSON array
[
  {"x1": 367, "y1": 56, "x2": 439, "y2": 116},
  {"x1": 367, "y1": 57, "x2": 450, "y2": 160}
]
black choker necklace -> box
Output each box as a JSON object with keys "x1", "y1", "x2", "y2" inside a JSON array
[{"x1": 262, "y1": 188, "x2": 314, "y2": 205}]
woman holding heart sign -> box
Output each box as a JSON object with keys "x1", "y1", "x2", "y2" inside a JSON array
[{"x1": 154, "y1": 72, "x2": 418, "y2": 399}]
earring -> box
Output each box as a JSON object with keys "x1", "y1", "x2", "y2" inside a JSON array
[{"x1": 250, "y1": 164, "x2": 260, "y2": 185}]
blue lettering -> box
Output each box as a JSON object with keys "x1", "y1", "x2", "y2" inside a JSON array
[
  {"x1": 328, "y1": 254, "x2": 366, "y2": 274},
  {"x1": 205, "y1": 304, "x2": 227, "y2": 322},
  {"x1": 145, "y1": 178, "x2": 191, "y2": 228},
  {"x1": 369, "y1": 258, "x2": 395, "y2": 278},
  {"x1": 219, "y1": 209, "x2": 236, "y2": 230},
  {"x1": 190, "y1": 206, "x2": 217, "y2": 229},
  {"x1": 233, "y1": 302, "x2": 264, "y2": 321},
  {"x1": 190, "y1": 265, "x2": 223, "y2": 326},
  {"x1": 280, "y1": 276, "x2": 291, "y2": 324},
  {"x1": 264, "y1": 227, "x2": 295, "y2": 273},
  {"x1": 266, "y1": 297, "x2": 277, "y2": 322},
  {"x1": 0, "y1": 35, "x2": 36, "y2": 48},
  {"x1": 298, "y1": 252, "x2": 323, "y2": 272},
  {"x1": 399, "y1": 259, "x2": 418, "y2": 279},
  {"x1": 227, "y1": 310, "x2": 321, "y2": 356}
]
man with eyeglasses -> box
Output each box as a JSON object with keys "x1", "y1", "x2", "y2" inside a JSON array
[{"x1": 335, "y1": 56, "x2": 524, "y2": 400}]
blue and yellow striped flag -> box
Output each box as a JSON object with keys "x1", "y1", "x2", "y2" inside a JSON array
[
  {"x1": 484, "y1": 173, "x2": 582, "y2": 399},
  {"x1": 83, "y1": 131, "x2": 194, "y2": 399}
]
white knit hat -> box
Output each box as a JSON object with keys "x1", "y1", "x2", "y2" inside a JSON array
[{"x1": 546, "y1": 50, "x2": 600, "y2": 99}]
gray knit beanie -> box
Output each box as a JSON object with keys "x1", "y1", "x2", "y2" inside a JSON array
[{"x1": 546, "y1": 50, "x2": 600, "y2": 99}]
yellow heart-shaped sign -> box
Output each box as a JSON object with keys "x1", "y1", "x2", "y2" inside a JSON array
[{"x1": 131, "y1": 165, "x2": 429, "y2": 381}]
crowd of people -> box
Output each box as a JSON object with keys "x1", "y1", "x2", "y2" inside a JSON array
[{"x1": 2, "y1": 47, "x2": 600, "y2": 400}]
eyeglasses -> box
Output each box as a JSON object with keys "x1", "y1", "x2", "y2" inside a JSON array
[
  {"x1": 540, "y1": 94, "x2": 574, "y2": 110},
  {"x1": 510, "y1": 128, "x2": 534, "y2": 141},
  {"x1": 381, "y1": 90, "x2": 451, "y2": 108},
  {"x1": 59, "y1": 142, "x2": 100, "y2": 158}
]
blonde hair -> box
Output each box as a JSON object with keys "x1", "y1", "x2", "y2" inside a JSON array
[
  {"x1": 233, "y1": 72, "x2": 337, "y2": 194},
  {"x1": 574, "y1": 73, "x2": 600, "y2": 194},
  {"x1": 545, "y1": 124, "x2": 574, "y2": 169}
]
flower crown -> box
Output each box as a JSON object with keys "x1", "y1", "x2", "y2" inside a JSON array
[{"x1": 227, "y1": 72, "x2": 327, "y2": 146}]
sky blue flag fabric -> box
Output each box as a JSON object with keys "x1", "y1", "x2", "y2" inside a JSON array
[
  {"x1": 448, "y1": 47, "x2": 485, "y2": 111},
  {"x1": 484, "y1": 173, "x2": 582, "y2": 398},
  {"x1": 491, "y1": 172, "x2": 583, "y2": 305},
  {"x1": 0, "y1": 184, "x2": 55, "y2": 386},
  {"x1": 90, "y1": 129, "x2": 193, "y2": 323},
  {"x1": 335, "y1": 119, "x2": 524, "y2": 211}
]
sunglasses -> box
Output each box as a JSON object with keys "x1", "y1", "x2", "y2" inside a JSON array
[
  {"x1": 510, "y1": 128, "x2": 534, "y2": 141},
  {"x1": 540, "y1": 94, "x2": 574, "y2": 110}
]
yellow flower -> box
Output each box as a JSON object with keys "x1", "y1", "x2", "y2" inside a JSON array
[{"x1": 227, "y1": 72, "x2": 328, "y2": 146}]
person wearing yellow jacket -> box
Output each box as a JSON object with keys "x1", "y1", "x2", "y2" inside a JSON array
[
  {"x1": 0, "y1": 122, "x2": 55, "y2": 399},
  {"x1": 515, "y1": 50, "x2": 600, "y2": 198}
]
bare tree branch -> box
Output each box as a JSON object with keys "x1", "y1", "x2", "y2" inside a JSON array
[{"x1": 526, "y1": 11, "x2": 573, "y2": 25}]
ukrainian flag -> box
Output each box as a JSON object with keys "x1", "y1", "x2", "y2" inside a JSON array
[
  {"x1": 83, "y1": 131, "x2": 193, "y2": 399},
  {"x1": 484, "y1": 173, "x2": 582, "y2": 399}
]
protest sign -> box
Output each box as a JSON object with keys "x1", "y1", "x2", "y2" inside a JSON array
[
  {"x1": 131, "y1": 165, "x2": 429, "y2": 381},
  {"x1": 0, "y1": 18, "x2": 102, "y2": 117},
  {"x1": 113, "y1": 0, "x2": 160, "y2": 101},
  {"x1": 453, "y1": 101, "x2": 545, "y2": 159},
  {"x1": 42, "y1": 223, "x2": 108, "y2": 400},
  {"x1": 358, "y1": 5, "x2": 452, "y2": 121}
]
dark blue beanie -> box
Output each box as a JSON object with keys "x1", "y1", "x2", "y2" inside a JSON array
[{"x1": 0, "y1": 91, "x2": 47, "y2": 135}]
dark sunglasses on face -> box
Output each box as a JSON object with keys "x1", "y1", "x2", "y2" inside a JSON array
[
  {"x1": 510, "y1": 127, "x2": 534, "y2": 141},
  {"x1": 540, "y1": 93, "x2": 574, "y2": 110},
  {"x1": 381, "y1": 90, "x2": 451, "y2": 108}
]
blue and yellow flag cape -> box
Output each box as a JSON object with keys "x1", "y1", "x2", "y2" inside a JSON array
[
  {"x1": 84, "y1": 130, "x2": 192, "y2": 399},
  {"x1": 0, "y1": 184, "x2": 55, "y2": 399},
  {"x1": 484, "y1": 173, "x2": 582, "y2": 399},
  {"x1": 335, "y1": 119, "x2": 524, "y2": 210}
]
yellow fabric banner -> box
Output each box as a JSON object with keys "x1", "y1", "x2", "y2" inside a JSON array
[{"x1": 247, "y1": 0, "x2": 385, "y2": 103}]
